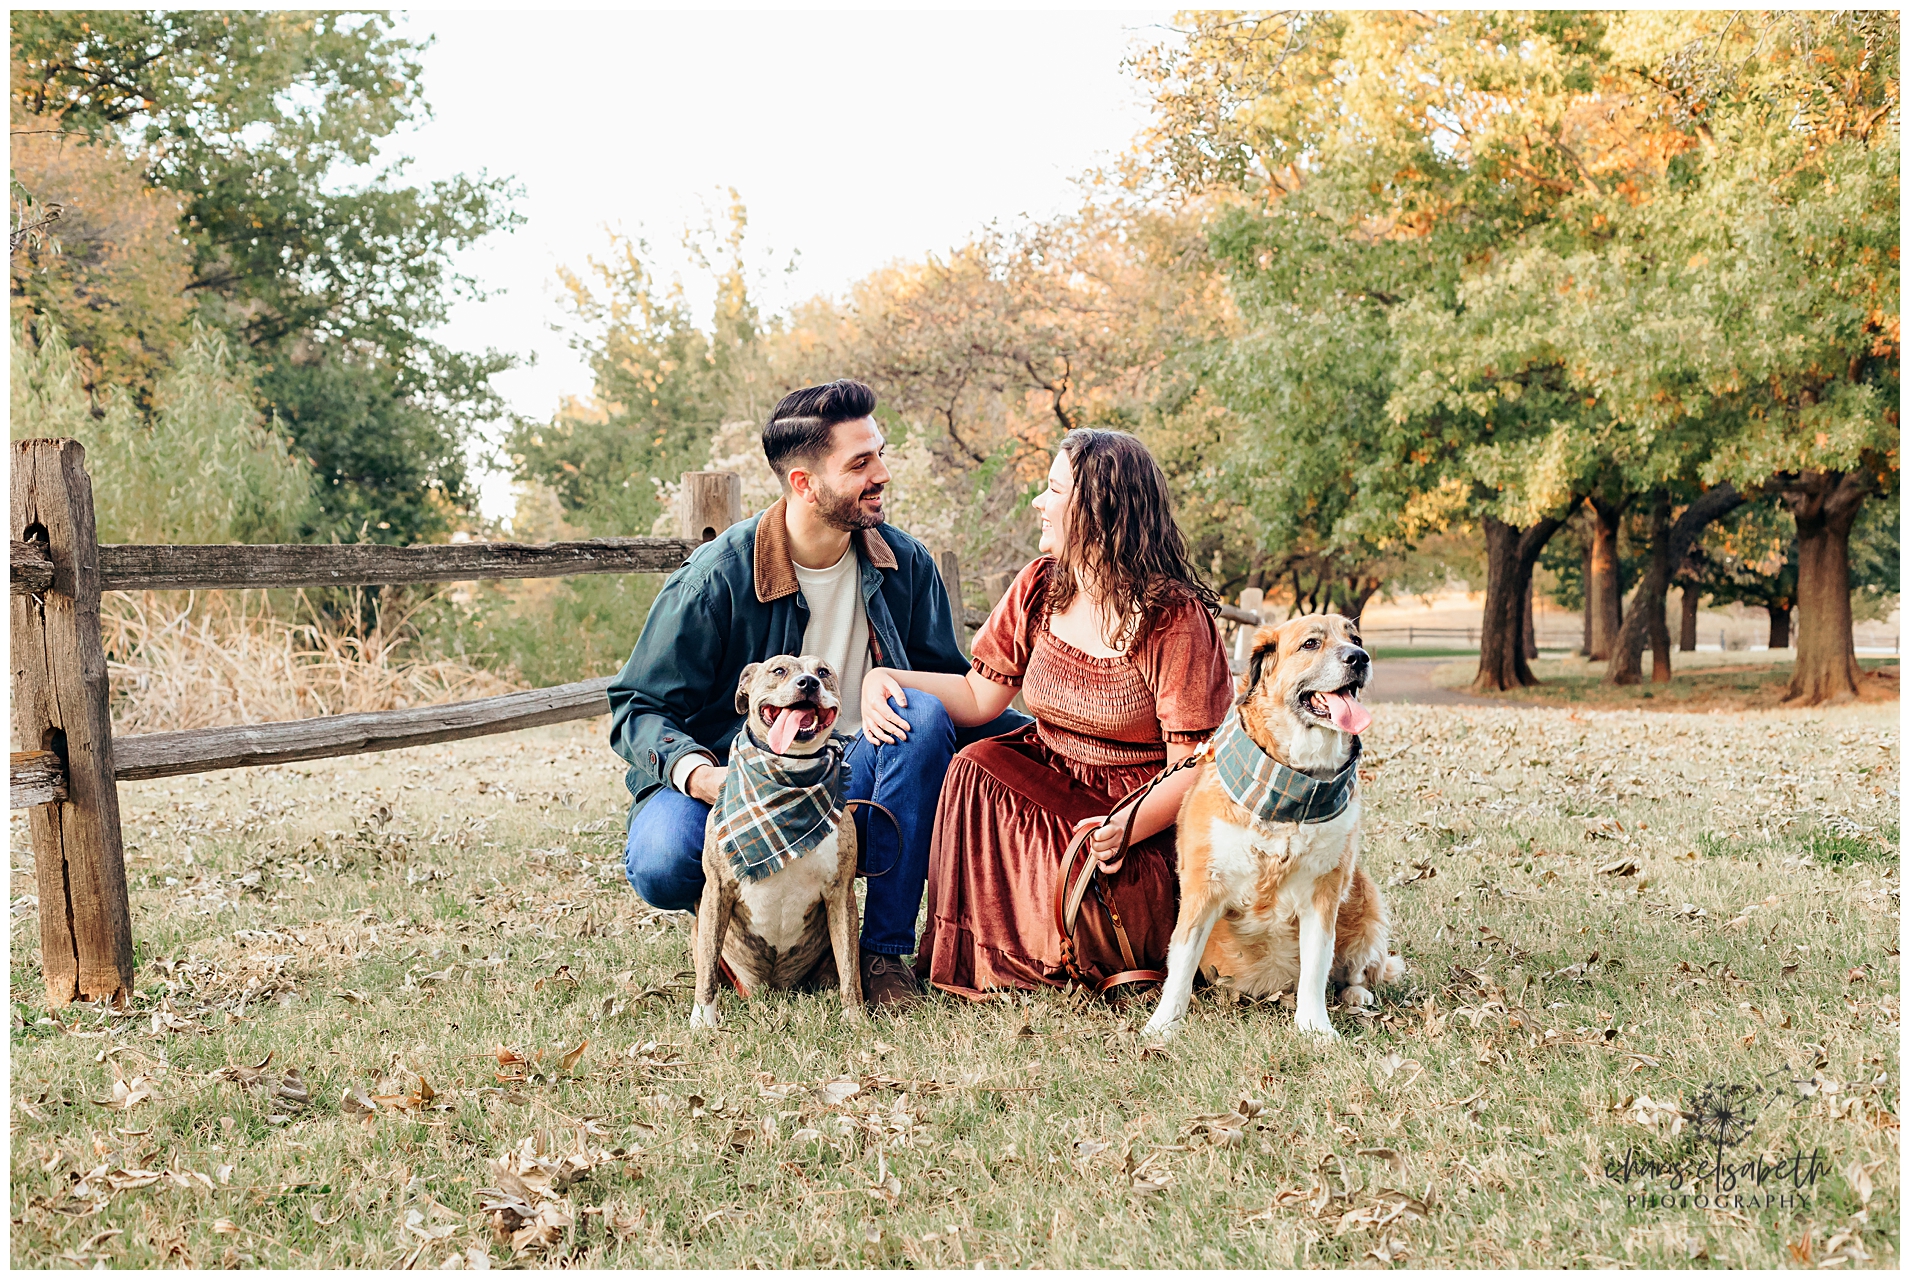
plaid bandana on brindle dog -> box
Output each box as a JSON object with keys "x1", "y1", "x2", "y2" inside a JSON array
[
  {"x1": 1211, "y1": 711, "x2": 1362, "y2": 827},
  {"x1": 710, "y1": 730, "x2": 848, "y2": 883}
]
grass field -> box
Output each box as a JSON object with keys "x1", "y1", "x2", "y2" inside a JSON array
[{"x1": 9, "y1": 701, "x2": 1900, "y2": 1268}]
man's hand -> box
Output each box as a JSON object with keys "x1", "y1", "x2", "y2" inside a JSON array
[
  {"x1": 686, "y1": 763, "x2": 729, "y2": 805},
  {"x1": 860, "y1": 668, "x2": 912, "y2": 746},
  {"x1": 1071, "y1": 815, "x2": 1125, "y2": 875}
]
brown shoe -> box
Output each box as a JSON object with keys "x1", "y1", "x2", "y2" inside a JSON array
[{"x1": 859, "y1": 950, "x2": 923, "y2": 1013}]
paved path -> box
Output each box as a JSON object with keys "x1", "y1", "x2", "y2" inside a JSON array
[{"x1": 1364, "y1": 656, "x2": 1495, "y2": 706}]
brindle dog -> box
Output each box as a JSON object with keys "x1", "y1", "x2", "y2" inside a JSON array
[{"x1": 690, "y1": 655, "x2": 863, "y2": 1029}]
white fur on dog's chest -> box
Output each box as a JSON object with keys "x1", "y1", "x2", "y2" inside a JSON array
[
  {"x1": 1207, "y1": 798, "x2": 1360, "y2": 915},
  {"x1": 735, "y1": 833, "x2": 839, "y2": 950}
]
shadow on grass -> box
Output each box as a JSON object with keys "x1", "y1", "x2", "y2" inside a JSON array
[{"x1": 1431, "y1": 656, "x2": 1900, "y2": 713}]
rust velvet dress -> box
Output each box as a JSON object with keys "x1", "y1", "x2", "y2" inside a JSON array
[{"x1": 915, "y1": 558, "x2": 1235, "y2": 998}]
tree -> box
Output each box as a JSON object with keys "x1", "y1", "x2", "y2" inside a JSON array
[
  {"x1": 12, "y1": 11, "x2": 523, "y2": 542},
  {"x1": 1692, "y1": 498, "x2": 1802, "y2": 649},
  {"x1": 12, "y1": 319, "x2": 312, "y2": 544},
  {"x1": 510, "y1": 204, "x2": 777, "y2": 540},
  {"x1": 9, "y1": 103, "x2": 193, "y2": 407},
  {"x1": 1132, "y1": 11, "x2": 1737, "y2": 688},
  {"x1": 1443, "y1": 13, "x2": 1899, "y2": 702}
]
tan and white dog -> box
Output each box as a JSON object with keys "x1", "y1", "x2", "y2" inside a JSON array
[
  {"x1": 690, "y1": 655, "x2": 862, "y2": 1029},
  {"x1": 1142, "y1": 615, "x2": 1402, "y2": 1042}
]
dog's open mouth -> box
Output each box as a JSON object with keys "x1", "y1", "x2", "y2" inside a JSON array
[
  {"x1": 761, "y1": 700, "x2": 839, "y2": 753},
  {"x1": 1303, "y1": 685, "x2": 1372, "y2": 735}
]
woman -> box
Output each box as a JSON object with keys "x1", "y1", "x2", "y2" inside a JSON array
[{"x1": 859, "y1": 428, "x2": 1234, "y2": 998}]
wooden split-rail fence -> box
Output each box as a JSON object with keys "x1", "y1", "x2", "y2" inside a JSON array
[{"x1": 8, "y1": 437, "x2": 1274, "y2": 1009}]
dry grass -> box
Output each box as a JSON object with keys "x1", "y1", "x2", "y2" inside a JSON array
[
  {"x1": 100, "y1": 590, "x2": 519, "y2": 735},
  {"x1": 9, "y1": 700, "x2": 1900, "y2": 1268}
]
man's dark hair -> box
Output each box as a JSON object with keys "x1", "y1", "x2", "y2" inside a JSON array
[{"x1": 762, "y1": 380, "x2": 878, "y2": 480}]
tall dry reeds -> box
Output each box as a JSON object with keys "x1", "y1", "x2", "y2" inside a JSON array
[{"x1": 101, "y1": 589, "x2": 519, "y2": 735}]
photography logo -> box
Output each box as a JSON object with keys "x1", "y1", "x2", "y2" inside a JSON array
[{"x1": 1604, "y1": 1075, "x2": 1826, "y2": 1212}]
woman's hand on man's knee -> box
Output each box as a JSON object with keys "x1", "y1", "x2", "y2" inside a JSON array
[{"x1": 861, "y1": 669, "x2": 912, "y2": 745}]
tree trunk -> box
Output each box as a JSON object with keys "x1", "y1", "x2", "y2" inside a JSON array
[
  {"x1": 1580, "y1": 544, "x2": 1593, "y2": 655},
  {"x1": 1521, "y1": 576, "x2": 1538, "y2": 660},
  {"x1": 1776, "y1": 470, "x2": 1869, "y2": 704},
  {"x1": 1345, "y1": 574, "x2": 1382, "y2": 622},
  {"x1": 1607, "y1": 484, "x2": 1745, "y2": 686},
  {"x1": 1473, "y1": 512, "x2": 1567, "y2": 693},
  {"x1": 1647, "y1": 527, "x2": 1673, "y2": 683},
  {"x1": 1679, "y1": 586, "x2": 1699, "y2": 651},
  {"x1": 1587, "y1": 496, "x2": 1625, "y2": 660},
  {"x1": 1768, "y1": 603, "x2": 1792, "y2": 650}
]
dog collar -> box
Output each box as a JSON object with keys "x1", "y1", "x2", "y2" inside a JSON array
[
  {"x1": 712, "y1": 731, "x2": 846, "y2": 883},
  {"x1": 1211, "y1": 711, "x2": 1361, "y2": 826}
]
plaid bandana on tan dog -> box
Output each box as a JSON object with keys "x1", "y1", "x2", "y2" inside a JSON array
[
  {"x1": 710, "y1": 730, "x2": 847, "y2": 883},
  {"x1": 1212, "y1": 711, "x2": 1361, "y2": 826}
]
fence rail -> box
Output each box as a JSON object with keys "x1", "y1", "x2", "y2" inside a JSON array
[
  {"x1": 80, "y1": 537, "x2": 702, "y2": 593},
  {"x1": 111, "y1": 676, "x2": 618, "y2": 781}
]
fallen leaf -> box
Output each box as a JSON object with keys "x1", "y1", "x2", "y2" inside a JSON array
[
  {"x1": 818, "y1": 1077, "x2": 861, "y2": 1107},
  {"x1": 558, "y1": 1040, "x2": 590, "y2": 1073},
  {"x1": 95, "y1": 1074, "x2": 156, "y2": 1111}
]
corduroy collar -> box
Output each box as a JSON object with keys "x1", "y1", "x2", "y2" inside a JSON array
[{"x1": 753, "y1": 496, "x2": 898, "y2": 604}]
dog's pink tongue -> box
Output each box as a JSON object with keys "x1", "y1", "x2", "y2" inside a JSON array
[
  {"x1": 766, "y1": 710, "x2": 800, "y2": 754},
  {"x1": 1320, "y1": 691, "x2": 1372, "y2": 735},
  {"x1": 765, "y1": 709, "x2": 812, "y2": 754}
]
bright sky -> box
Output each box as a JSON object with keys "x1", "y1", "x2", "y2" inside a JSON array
[{"x1": 384, "y1": 9, "x2": 1176, "y2": 519}]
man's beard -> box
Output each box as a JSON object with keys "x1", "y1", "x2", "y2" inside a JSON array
[{"x1": 813, "y1": 476, "x2": 885, "y2": 532}]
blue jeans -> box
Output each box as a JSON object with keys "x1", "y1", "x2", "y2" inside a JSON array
[{"x1": 623, "y1": 693, "x2": 1019, "y2": 956}]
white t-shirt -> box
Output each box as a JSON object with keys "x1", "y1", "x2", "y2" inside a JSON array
[
  {"x1": 791, "y1": 548, "x2": 871, "y2": 739},
  {"x1": 669, "y1": 545, "x2": 872, "y2": 794}
]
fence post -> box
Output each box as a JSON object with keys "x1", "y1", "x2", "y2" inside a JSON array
[
  {"x1": 678, "y1": 471, "x2": 742, "y2": 544},
  {"x1": 936, "y1": 550, "x2": 967, "y2": 654},
  {"x1": 11, "y1": 439, "x2": 135, "y2": 1008},
  {"x1": 982, "y1": 571, "x2": 1013, "y2": 610},
  {"x1": 1234, "y1": 587, "x2": 1265, "y2": 665}
]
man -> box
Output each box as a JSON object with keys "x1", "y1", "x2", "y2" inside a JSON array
[{"x1": 610, "y1": 379, "x2": 1026, "y2": 1011}]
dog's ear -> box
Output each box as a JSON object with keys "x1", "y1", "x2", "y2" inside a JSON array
[
  {"x1": 734, "y1": 663, "x2": 761, "y2": 715},
  {"x1": 1238, "y1": 626, "x2": 1279, "y2": 706}
]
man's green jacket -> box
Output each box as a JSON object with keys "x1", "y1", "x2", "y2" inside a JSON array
[{"x1": 607, "y1": 498, "x2": 974, "y2": 828}]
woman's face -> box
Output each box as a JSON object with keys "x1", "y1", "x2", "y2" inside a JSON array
[{"x1": 1032, "y1": 449, "x2": 1073, "y2": 556}]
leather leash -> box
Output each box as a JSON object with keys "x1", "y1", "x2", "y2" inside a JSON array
[{"x1": 1053, "y1": 739, "x2": 1215, "y2": 995}]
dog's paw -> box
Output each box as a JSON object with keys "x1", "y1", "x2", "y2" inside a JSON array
[
  {"x1": 1294, "y1": 1013, "x2": 1341, "y2": 1041},
  {"x1": 1339, "y1": 984, "x2": 1374, "y2": 1009},
  {"x1": 839, "y1": 1004, "x2": 866, "y2": 1025},
  {"x1": 689, "y1": 1002, "x2": 721, "y2": 1030},
  {"x1": 1140, "y1": 1014, "x2": 1182, "y2": 1042},
  {"x1": 1378, "y1": 953, "x2": 1406, "y2": 985}
]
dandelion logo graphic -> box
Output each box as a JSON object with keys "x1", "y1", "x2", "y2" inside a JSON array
[{"x1": 1685, "y1": 1082, "x2": 1762, "y2": 1184}]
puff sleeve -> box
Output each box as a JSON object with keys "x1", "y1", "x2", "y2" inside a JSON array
[
  {"x1": 968, "y1": 557, "x2": 1054, "y2": 687},
  {"x1": 1136, "y1": 593, "x2": 1235, "y2": 743}
]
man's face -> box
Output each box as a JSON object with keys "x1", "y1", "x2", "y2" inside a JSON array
[{"x1": 791, "y1": 417, "x2": 890, "y2": 531}]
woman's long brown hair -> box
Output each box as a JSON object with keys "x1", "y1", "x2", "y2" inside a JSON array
[{"x1": 1046, "y1": 428, "x2": 1219, "y2": 651}]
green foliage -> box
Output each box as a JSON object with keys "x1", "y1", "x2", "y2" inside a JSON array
[
  {"x1": 258, "y1": 350, "x2": 469, "y2": 545},
  {"x1": 11, "y1": 320, "x2": 312, "y2": 544},
  {"x1": 510, "y1": 207, "x2": 774, "y2": 538},
  {"x1": 12, "y1": 10, "x2": 523, "y2": 541},
  {"x1": 435, "y1": 576, "x2": 665, "y2": 689}
]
